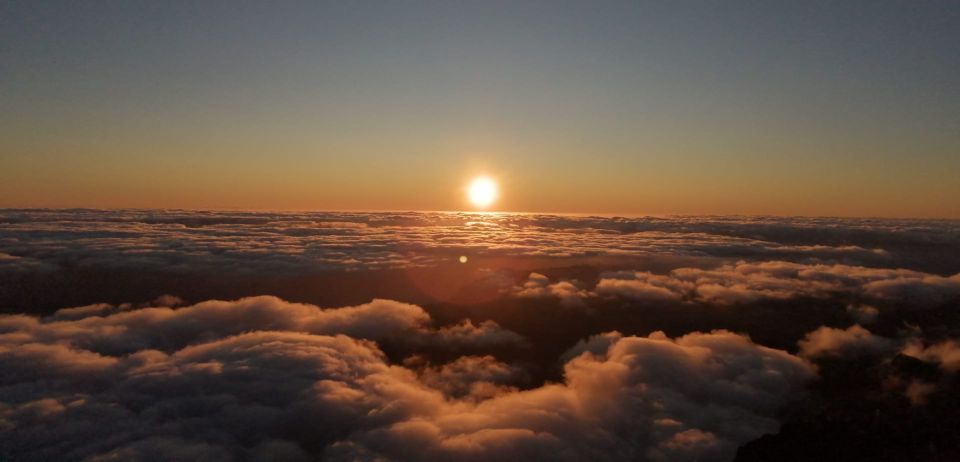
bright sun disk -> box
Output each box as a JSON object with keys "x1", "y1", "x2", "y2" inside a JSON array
[{"x1": 468, "y1": 177, "x2": 497, "y2": 209}]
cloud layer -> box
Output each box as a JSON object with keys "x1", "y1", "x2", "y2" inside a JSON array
[
  {"x1": 0, "y1": 296, "x2": 525, "y2": 356},
  {"x1": 3, "y1": 209, "x2": 956, "y2": 275},
  {"x1": 522, "y1": 261, "x2": 960, "y2": 310},
  {"x1": 0, "y1": 296, "x2": 815, "y2": 461},
  {"x1": 2, "y1": 209, "x2": 958, "y2": 460}
]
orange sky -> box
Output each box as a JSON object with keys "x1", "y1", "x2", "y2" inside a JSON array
[{"x1": 2, "y1": 2, "x2": 959, "y2": 218}]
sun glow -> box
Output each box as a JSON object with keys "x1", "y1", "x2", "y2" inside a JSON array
[{"x1": 467, "y1": 177, "x2": 498, "y2": 209}]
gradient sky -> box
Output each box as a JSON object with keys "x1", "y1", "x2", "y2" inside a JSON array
[{"x1": 2, "y1": 1, "x2": 958, "y2": 217}]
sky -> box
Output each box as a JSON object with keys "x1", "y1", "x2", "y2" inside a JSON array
[{"x1": 1, "y1": 1, "x2": 958, "y2": 217}]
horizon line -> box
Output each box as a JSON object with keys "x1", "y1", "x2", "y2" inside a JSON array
[{"x1": 1, "y1": 206, "x2": 958, "y2": 222}]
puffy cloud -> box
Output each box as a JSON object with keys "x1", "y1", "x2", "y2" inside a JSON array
[
  {"x1": 0, "y1": 330, "x2": 428, "y2": 461},
  {"x1": 0, "y1": 297, "x2": 814, "y2": 462},
  {"x1": 513, "y1": 273, "x2": 590, "y2": 308},
  {"x1": 862, "y1": 274, "x2": 960, "y2": 307},
  {"x1": 409, "y1": 355, "x2": 526, "y2": 400},
  {"x1": 431, "y1": 319, "x2": 529, "y2": 350},
  {"x1": 797, "y1": 325, "x2": 896, "y2": 359},
  {"x1": 560, "y1": 331, "x2": 625, "y2": 363},
  {"x1": 901, "y1": 339, "x2": 960, "y2": 372},
  {"x1": 0, "y1": 296, "x2": 524, "y2": 356},
  {"x1": 149, "y1": 294, "x2": 185, "y2": 307},
  {"x1": 334, "y1": 329, "x2": 815, "y2": 462},
  {"x1": 593, "y1": 271, "x2": 689, "y2": 303}
]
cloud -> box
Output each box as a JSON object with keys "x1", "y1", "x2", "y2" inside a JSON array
[
  {"x1": 0, "y1": 296, "x2": 525, "y2": 356},
  {"x1": 0, "y1": 297, "x2": 815, "y2": 461},
  {"x1": 583, "y1": 261, "x2": 960, "y2": 308},
  {"x1": 901, "y1": 339, "x2": 960, "y2": 372},
  {"x1": 333, "y1": 329, "x2": 815, "y2": 462},
  {"x1": 513, "y1": 273, "x2": 590, "y2": 308},
  {"x1": 430, "y1": 319, "x2": 529, "y2": 350},
  {"x1": 1, "y1": 331, "x2": 422, "y2": 461},
  {"x1": 845, "y1": 304, "x2": 879, "y2": 324},
  {"x1": 797, "y1": 325, "x2": 896, "y2": 359},
  {"x1": 903, "y1": 380, "x2": 938, "y2": 406},
  {"x1": 862, "y1": 274, "x2": 960, "y2": 307},
  {"x1": 5, "y1": 209, "x2": 952, "y2": 277},
  {"x1": 409, "y1": 355, "x2": 526, "y2": 401},
  {"x1": 593, "y1": 271, "x2": 688, "y2": 303}
]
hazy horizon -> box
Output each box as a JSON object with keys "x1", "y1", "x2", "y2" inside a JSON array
[{"x1": 3, "y1": 205, "x2": 960, "y2": 221}]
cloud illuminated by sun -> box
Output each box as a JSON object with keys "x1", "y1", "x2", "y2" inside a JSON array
[{"x1": 467, "y1": 177, "x2": 497, "y2": 209}]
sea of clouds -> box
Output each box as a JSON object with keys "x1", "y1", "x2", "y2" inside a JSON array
[
  {"x1": 1, "y1": 210, "x2": 958, "y2": 461},
  {"x1": 2, "y1": 209, "x2": 958, "y2": 275}
]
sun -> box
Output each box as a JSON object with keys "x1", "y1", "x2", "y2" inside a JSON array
[{"x1": 467, "y1": 176, "x2": 498, "y2": 209}]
